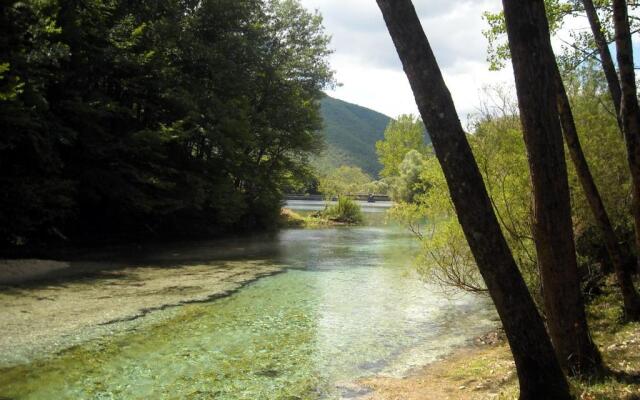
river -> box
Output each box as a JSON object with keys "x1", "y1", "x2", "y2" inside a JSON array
[{"x1": 0, "y1": 203, "x2": 497, "y2": 399}]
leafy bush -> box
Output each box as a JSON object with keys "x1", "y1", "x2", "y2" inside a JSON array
[
  {"x1": 390, "y1": 94, "x2": 538, "y2": 299},
  {"x1": 322, "y1": 197, "x2": 363, "y2": 224},
  {"x1": 390, "y1": 78, "x2": 634, "y2": 305},
  {"x1": 318, "y1": 166, "x2": 372, "y2": 199},
  {"x1": 389, "y1": 150, "x2": 430, "y2": 202},
  {"x1": 375, "y1": 114, "x2": 430, "y2": 178}
]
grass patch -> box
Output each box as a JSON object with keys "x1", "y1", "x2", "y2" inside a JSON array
[
  {"x1": 321, "y1": 197, "x2": 364, "y2": 224},
  {"x1": 280, "y1": 198, "x2": 365, "y2": 228},
  {"x1": 279, "y1": 208, "x2": 336, "y2": 228}
]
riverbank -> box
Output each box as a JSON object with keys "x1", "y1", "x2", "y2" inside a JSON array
[
  {"x1": 0, "y1": 259, "x2": 284, "y2": 366},
  {"x1": 359, "y1": 277, "x2": 640, "y2": 399}
]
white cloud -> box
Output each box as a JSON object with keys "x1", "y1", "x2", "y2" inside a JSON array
[
  {"x1": 329, "y1": 55, "x2": 415, "y2": 118},
  {"x1": 299, "y1": 0, "x2": 640, "y2": 124},
  {"x1": 299, "y1": 0, "x2": 513, "y2": 121}
]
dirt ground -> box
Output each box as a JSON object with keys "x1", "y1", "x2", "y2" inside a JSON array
[{"x1": 360, "y1": 334, "x2": 516, "y2": 400}]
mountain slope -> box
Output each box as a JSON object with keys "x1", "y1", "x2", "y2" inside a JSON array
[{"x1": 316, "y1": 95, "x2": 392, "y2": 177}]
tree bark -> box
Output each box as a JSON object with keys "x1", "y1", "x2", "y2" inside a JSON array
[
  {"x1": 556, "y1": 72, "x2": 640, "y2": 321},
  {"x1": 612, "y1": 0, "x2": 640, "y2": 277},
  {"x1": 502, "y1": 0, "x2": 602, "y2": 375},
  {"x1": 582, "y1": 0, "x2": 623, "y2": 131},
  {"x1": 375, "y1": 1, "x2": 571, "y2": 398}
]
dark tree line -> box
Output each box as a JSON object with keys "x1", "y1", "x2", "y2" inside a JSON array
[{"x1": 0, "y1": 0, "x2": 333, "y2": 247}]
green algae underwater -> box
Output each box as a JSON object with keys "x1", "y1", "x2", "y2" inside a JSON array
[{"x1": 0, "y1": 219, "x2": 497, "y2": 399}]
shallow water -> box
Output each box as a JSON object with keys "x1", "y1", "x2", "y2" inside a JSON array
[{"x1": 0, "y1": 215, "x2": 497, "y2": 399}]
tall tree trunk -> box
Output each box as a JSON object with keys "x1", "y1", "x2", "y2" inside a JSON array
[
  {"x1": 556, "y1": 72, "x2": 640, "y2": 321},
  {"x1": 375, "y1": 1, "x2": 571, "y2": 398},
  {"x1": 582, "y1": 0, "x2": 623, "y2": 131},
  {"x1": 502, "y1": 0, "x2": 602, "y2": 375},
  {"x1": 613, "y1": 0, "x2": 640, "y2": 276}
]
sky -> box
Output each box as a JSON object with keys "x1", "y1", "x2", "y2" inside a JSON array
[{"x1": 298, "y1": 0, "x2": 515, "y2": 123}]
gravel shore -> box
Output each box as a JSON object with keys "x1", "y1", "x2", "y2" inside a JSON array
[{"x1": 0, "y1": 259, "x2": 284, "y2": 366}]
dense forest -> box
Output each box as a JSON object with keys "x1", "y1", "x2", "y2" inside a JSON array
[
  {"x1": 315, "y1": 95, "x2": 392, "y2": 177},
  {"x1": 0, "y1": 0, "x2": 333, "y2": 248}
]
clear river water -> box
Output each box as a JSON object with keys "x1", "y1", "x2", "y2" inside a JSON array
[{"x1": 0, "y1": 204, "x2": 497, "y2": 400}]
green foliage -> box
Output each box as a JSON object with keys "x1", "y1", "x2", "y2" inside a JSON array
[
  {"x1": 391, "y1": 78, "x2": 633, "y2": 302},
  {"x1": 564, "y1": 62, "x2": 635, "y2": 264},
  {"x1": 374, "y1": 114, "x2": 432, "y2": 202},
  {"x1": 388, "y1": 150, "x2": 431, "y2": 203},
  {"x1": 482, "y1": 0, "x2": 639, "y2": 72},
  {"x1": 389, "y1": 153, "x2": 487, "y2": 293},
  {"x1": 376, "y1": 114, "x2": 430, "y2": 178},
  {"x1": 471, "y1": 111, "x2": 539, "y2": 293},
  {"x1": 0, "y1": 63, "x2": 23, "y2": 100},
  {"x1": 363, "y1": 179, "x2": 391, "y2": 195},
  {"x1": 390, "y1": 89, "x2": 537, "y2": 298},
  {"x1": 0, "y1": 0, "x2": 334, "y2": 246},
  {"x1": 317, "y1": 165, "x2": 372, "y2": 199},
  {"x1": 315, "y1": 95, "x2": 392, "y2": 177},
  {"x1": 565, "y1": 63, "x2": 631, "y2": 228},
  {"x1": 0, "y1": 0, "x2": 74, "y2": 244},
  {"x1": 482, "y1": 0, "x2": 573, "y2": 70},
  {"x1": 481, "y1": 10, "x2": 512, "y2": 72},
  {"x1": 322, "y1": 196, "x2": 364, "y2": 224}
]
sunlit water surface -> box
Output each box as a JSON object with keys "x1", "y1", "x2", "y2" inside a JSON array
[{"x1": 0, "y1": 208, "x2": 497, "y2": 399}]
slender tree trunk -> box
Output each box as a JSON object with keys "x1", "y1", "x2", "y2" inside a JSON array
[
  {"x1": 375, "y1": 1, "x2": 571, "y2": 398},
  {"x1": 613, "y1": 0, "x2": 640, "y2": 276},
  {"x1": 582, "y1": 0, "x2": 623, "y2": 131},
  {"x1": 556, "y1": 72, "x2": 640, "y2": 320},
  {"x1": 502, "y1": 0, "x2": 602, "y2": 376}
]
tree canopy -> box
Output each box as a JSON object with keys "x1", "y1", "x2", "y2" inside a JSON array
[
  {"x1": 0, "y1": 0, "x2": 334, "y2": 247},
  {"x1": 317, "y1": 165, "x2": 372, "y2": 199},
  {"x1": 375, "y1": 114, "x2": 429, "y2": 178}
]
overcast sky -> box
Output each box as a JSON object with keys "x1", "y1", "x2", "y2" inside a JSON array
[{"x1": 298, "y1": 0, "x2": 515, "y2": 122}]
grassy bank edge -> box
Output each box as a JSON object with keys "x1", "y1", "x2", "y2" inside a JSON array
[
  {"x1": 360, "y1": 277, "x2": 640, "y2": 399},
  {"x1": 279, "y1": 208, "x2": 355, "y2": 228}
]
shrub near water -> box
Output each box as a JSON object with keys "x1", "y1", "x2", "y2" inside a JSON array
[{"x1": 323, "y1": 197, "x2": 364, "y2": 224}]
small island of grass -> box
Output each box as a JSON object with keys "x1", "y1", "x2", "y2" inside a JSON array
[{"x1": 281, "y1": 197, "x2": 364, "y2": 228}]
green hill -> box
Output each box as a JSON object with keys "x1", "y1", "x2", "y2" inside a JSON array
[{"x1": 315, "y1": 95, "x2": 392, "y2": 177}]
